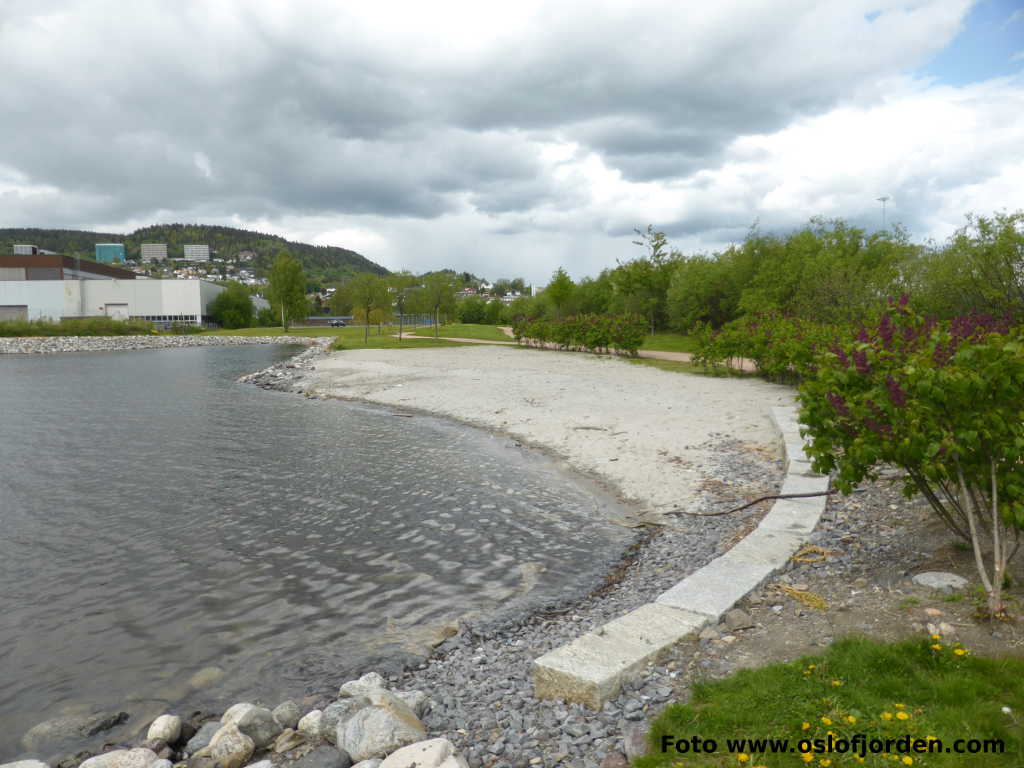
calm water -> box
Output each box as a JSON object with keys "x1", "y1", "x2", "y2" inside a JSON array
[{"x1": 0, "y1": 345, "x2": 630, "y2": 759}]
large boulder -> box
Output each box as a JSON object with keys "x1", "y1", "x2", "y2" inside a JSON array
[
  {"x1": 338, "y1": 673, "x2": 387, "y2": 699},
  {"x1": 147, "y1": 715, "x2": 182, "y2": 744},
  {"x1": 193, "y1": 724, "x2": 254, "y2": 768},
  {"x1": 379, "y1": 739, "x2": 468, "y2": 768},
  {"x1": 391, "y1": 691, "x2": 428, "y2": 719},
  {"x1": 1, "y1": 761, "x2": 50, "y2": 768},
  {"x1": 912, "y1": 571, "x2": 968, "y2": 592},
  {"x1": 184, "y1": 721, "x2": 222, "y2": 756},
  {"x1": 22, "y1": 711, "x2": 129, "y2": 753},
  {"x1": 79, "y1": 748, "x2": 159, "y2": 768},
  {"x1": 221, "y1": 704, "x2": 280, "y2": 748},
  {"x1": 322, "y1": 698, "x2": 372, "y2": 745},
  {"x1": 295, "y1": 746, "x2": 353, "y2": 768},
  {"x1": 297, "y1": 710, "x2": 324, "y2": 739},
  {"x1": 272, "y1": 700, "x2": 302, "y2": 730},
  {"x1": 338, "y1": 697, "x2": 426, "y2": 762}
]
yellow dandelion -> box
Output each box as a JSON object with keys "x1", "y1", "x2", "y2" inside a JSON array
[
  {"x1": 808, "y1": 664, "x2": 817, "y2": 670},
  {"x1": 896, "y1": 711, "x2": 910, "y2": 721},
  {"x1": 820, "y1": 760, "x2": 832, "y2": 767},
  {"x1": 831, "y1": 679, "x2": 842, "y2": 687},
  {"x1": 930, "y1": 644, "x2": 942, "y2": 650},
  {"x1": 820, "y1": 717, "x2": 832, "y2": 725},
  {"x1": 846, "y1": 715, "x2": 857, "y2": 724},
  {"x1": 737, "y1": 754, "x2": 749, "y2": 763},
  {"x1": 902, "y1": 758, "x2": 914, "y2": 765},
  {"x1": 801, "y1": 753, "x2": 814, "y2": 763},
  {"x1": 802, "y1": 722, "x2": 811, "y2": 730},
  {"x1": 954, "y1": 648, "x2": 967, "y2": 656},
  {"x1": 931, "y1": 634, "x2": 941, "y2": 640},
  {"x1": 881, "y1": 712, "x2": 893, "y2": 720},
  {"x1": 894, "y1": 704, "x2": 905, "y2": 709}
]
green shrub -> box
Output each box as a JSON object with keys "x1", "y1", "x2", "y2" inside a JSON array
[
  {"x1": 0, "y1": 316, "x2": 156, "y2": 336},
  {"x1": 799, "y1": 298, "x2": 1023, "y2": 616},
  {"x1": 513, "y1": 313, "x2": 646, "y2": 355}
]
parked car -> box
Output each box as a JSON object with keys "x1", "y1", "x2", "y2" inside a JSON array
[{"x1": 330, "y1": 319, "x2": 347, "y2": 327}]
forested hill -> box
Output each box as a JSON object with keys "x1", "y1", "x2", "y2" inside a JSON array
[{"x1": 0, "y1": 224, "x2": 388, "y2": 284}]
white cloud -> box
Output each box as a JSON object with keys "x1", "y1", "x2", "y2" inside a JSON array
[{"x1": 2, "y1": 0, "x2": 1019, "y2": 284}]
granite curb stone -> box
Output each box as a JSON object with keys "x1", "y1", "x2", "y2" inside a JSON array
[{"x1": 532, "y1": 405, "x2": 829, "y2": 706}]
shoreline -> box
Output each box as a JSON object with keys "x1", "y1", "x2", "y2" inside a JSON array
[
  {"x1": 10, "y1": 342, "x2": 797, "y2": 768},
  {"x1": 0, "y1": 334, "x2": 320, "y2": 355},
  {"x1": 240, "y1": 345, "x2": 800, "y2": 764}
]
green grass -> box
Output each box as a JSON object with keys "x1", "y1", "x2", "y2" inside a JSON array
[
  {"x1": 640, "y1": 332, "x2": 698, "y2": 354},
  {"x1": 328, "y1": 326, "x2": 465, "y2": 351},
  {"x1": 0, "y1": 317, "x2": 162, "y2": 336},
  {"x1": 201, "y1": 326, "x2": 347, "y2": 337},
  {"x1": 636, "y1": 635, "x2": 1024, "y2": 768},
  {"x1": 407, "y1": 323, "x2": 513, "y2": 342}
]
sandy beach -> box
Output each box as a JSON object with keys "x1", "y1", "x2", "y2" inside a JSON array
[{"x1": 308, "y1": 345, "x2": 796, "y2": 521}]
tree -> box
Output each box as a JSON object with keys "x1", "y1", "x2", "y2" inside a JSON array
[
  {"x1": 388, "y1": 272, "x2": 419, "y2": 340},
  {"x1": 456, "y1": 296, "x2": 488, "y2": 324},
  {"x1": 610, "y1": 227, "x2": 680, "y2": 333},
  {"x1": 345, "y1": 273, "x2": 390, "y2": 343},
  {"x1": 266, "y1": 250, "x2": 306, "y2": 332},
  {"x1": 908, "y1": 211, "x2": 1024, "y2": 320},
  {"x1": 799, "y1": 300, "x2": 1023, "y2": 617},
  {"x1": 208, "y1": 282, "x2": 254, "y2": 329},
  {"x1": 419, "y1": 272, "x2": 458, "y2": 338},
  {"x1": 544, "y1": 267, "x2": 575, "y2": 319}
]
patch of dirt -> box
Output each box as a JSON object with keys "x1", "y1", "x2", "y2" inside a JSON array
[{"x1": 674, "y1": 475, "x2": 1024, "y2": 685}]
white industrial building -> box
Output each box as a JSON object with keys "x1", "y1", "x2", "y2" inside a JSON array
[
  {"x1": 0, "y1": 252, "x2": 224, "y2": 325},
  {"x1": 182, "y1": 244, "x2": 210, "y2": 262},
  {"x1": 140, "y1": 243, "x2": 168, "y2": 262}
]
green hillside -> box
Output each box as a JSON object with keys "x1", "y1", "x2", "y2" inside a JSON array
[{"x1": 0, "y1": 224, "x2": 388, "y2": 285}]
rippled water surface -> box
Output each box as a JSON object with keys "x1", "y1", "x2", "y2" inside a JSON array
[{"x1": 0, "y1": 345, "x2": 630, "y2": 760}]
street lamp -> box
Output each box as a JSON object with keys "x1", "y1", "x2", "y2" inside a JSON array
[{"x1": 876, "y1": 196, "x2": 890, "y2": 229}]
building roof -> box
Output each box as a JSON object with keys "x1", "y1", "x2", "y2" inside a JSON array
[{"x1": 0, "y1": 253, "x2": 136, "y2": 279}]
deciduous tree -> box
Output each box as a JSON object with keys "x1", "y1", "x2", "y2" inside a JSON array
[{"x1": 266, "y1": 250, "x2": 306, "y2": 332}]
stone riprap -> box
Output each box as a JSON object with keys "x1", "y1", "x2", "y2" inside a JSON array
[
  {"x1": 0, "y1": 335, "x2": 321, "y2": 355},
  {"x1": 532, "y1": 406, "x2": 829, "y2": 707}
]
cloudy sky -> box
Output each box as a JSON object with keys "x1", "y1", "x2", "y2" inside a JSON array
[{"x1": 2, "y1": 0, "x2": 1022, "y2": 283}]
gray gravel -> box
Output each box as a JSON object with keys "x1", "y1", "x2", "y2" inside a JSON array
[{"x1": 380, "y1": 437, "x2": 784, "y2": 768}]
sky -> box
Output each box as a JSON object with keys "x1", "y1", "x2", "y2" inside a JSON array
[{"x1": 1, "y1": 0, "x2": 1022, "y2": 285}]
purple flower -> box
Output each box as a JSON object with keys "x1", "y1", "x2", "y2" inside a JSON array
[
  {"x1": 886, "y1": 375, "x2": 907, "y2": 408},
  {"x1": 827, "y1": 392, "x2": 851, "y2": 419},
  {"x1": 853, "y1": 349, "x2": 871, "y2": 375},
  {"x1": 878, "y1": 312, "x2": 894, "y2": 350}
]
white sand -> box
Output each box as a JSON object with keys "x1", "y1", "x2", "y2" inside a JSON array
[{"x1": 309, "y1": 346, "x2": 795, "y2": 520}]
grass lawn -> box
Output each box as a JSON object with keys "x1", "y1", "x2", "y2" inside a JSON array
[
  {"x1": 330, "y1": 327, "x2": 464, "y2": 351},
  {"x1": 640, "y1": 332, "x2": 698, "y2": 354},
  {"x1": 636, "y1": 635, "x2": 1024, "y2": 768},
  {"x1": 407, "y1": 323, "x2": 512, "y2": 342},
  {"x1": 201, "y1": 326, "x2": 346, "y2": 337}
]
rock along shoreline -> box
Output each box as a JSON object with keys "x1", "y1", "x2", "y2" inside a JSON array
[
  {"x1": 7, "y1": 340, "x2": 790, "y2": 768},
  {"x1": 0, "y1": 335, "x2": 320, "y2": 355}
]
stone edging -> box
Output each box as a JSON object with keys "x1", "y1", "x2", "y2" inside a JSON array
[{"x1": 531, "y1": 405, "x2": 828, "y2": 708}]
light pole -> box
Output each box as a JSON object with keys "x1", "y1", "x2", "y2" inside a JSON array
[{"x1": 877, "y1": 196, "x2": 890, "y2": 229}]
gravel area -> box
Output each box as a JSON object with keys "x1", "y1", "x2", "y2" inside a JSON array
[{"x1": 382, "y1": 436, "x2": 785, "y2": 768}]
